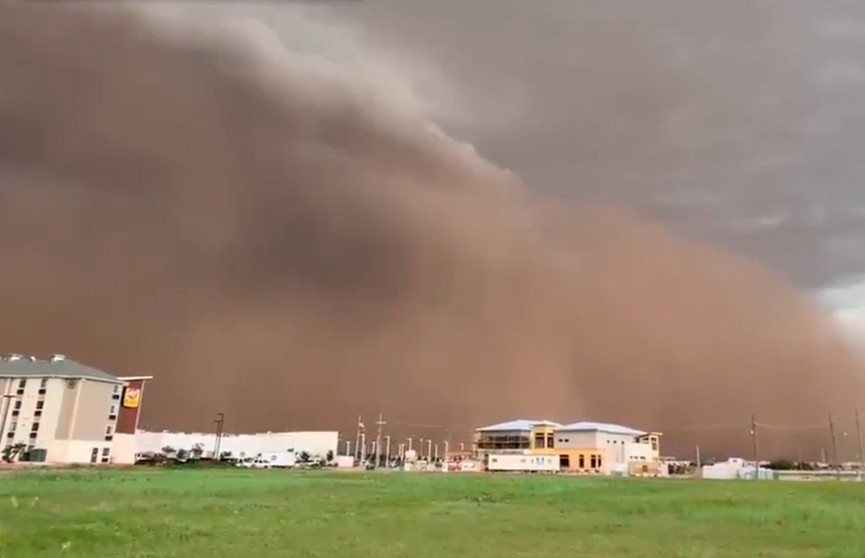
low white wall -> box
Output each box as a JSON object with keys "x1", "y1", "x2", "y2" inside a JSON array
[
  {"x1": 44, "y1": 440, "x2": 113, "y2": 464},
  {"x1": 134, "y1": 430, "x2": 339, "y2": 459},
  {"x1": 37, "y1": 431, "x2": 339, "y2": 464},
  {"x1": 111, "y1": 433, "x2": 138, "y2": 464}
]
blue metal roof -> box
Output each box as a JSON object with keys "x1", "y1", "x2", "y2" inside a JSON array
[
  {"x1": 476, "y1": 419, "x2": 561, "y2": 432},
  {"x1": 557, "y1": 421, "x2": 646, "y2": 436},
  {"x1": 0, "y1": 355, "x2": 122, "y2": 384}
]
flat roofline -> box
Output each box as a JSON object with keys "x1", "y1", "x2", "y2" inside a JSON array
[{"x1": 117, "y1": 376, "x2": 154, "y2": 381}]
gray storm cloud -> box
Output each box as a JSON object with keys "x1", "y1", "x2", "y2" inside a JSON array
[{"x1": 0, "y1": 2, "x2": 863, "y2": 458}]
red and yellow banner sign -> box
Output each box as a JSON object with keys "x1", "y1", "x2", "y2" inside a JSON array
[{"x1": 122, "y1": 387, "x2": 141, "y2": 409}]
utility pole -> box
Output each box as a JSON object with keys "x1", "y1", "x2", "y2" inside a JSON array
[
  {"x1": 354, "y1": 415, "x2": 363, "y2": 463},
  {"x1": 854, "y1": 407, "x2": 865, "y2": 473},
  {"x1": 213, "y1": 412, "x2": 225, "y2": 460},
  {"x1": 407, "y1": 437, "x2": 413, "y2": 453},
  {"x1": 385, "y1": 435, "x2": 391, "y2": 467},
  {"x1": 695, "y1": 445, "x2": 701, "y2": 468},
  {"x1": 426, "y1": 439, "x2": 432, "y2": 461},
  {"x1": 360, "y1": 432, "x2": 366, "y2": 463},
  {"x1": 419, "y1": 438, "x2": 425, "y2": 458},
  {"x1": 374, "y1": 413, "x2": 385, "y2": 469},
  {"x1": 750, "y1": 414, "x2": 759, "y2": 479},
  {"x1": 829, "y1": 413, "x2": 839, "y2": 474},
  {"x1": 346, "y1": 440, "x2": 352, "y2": 459}
]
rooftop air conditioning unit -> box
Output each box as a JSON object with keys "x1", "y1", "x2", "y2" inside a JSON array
[
  {"x1": 8, "y1": 354, "x2": 23, "y2": 362},
  {"x1": 50, "y1": 354, "x2": 66, "y2": 363}
]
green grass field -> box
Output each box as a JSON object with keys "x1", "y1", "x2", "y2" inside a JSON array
[{"x1": 1, "y1": 469, "x2": 864, "y2": 558}]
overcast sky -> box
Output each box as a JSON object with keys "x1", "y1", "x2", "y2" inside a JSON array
[{"x1": 159, "y1": 0, "x2": 865, "y2": 324}]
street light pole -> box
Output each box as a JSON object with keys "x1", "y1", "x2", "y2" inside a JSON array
[
  {"x1": 213, "y1": 412, "x2": 225, "y2": 460},
  {"x1": 855, "y1": 407, "x2": 865, "y2": 472},
  {"x1": 374, "y1": 413, "x2": 386, "y2": 469}
]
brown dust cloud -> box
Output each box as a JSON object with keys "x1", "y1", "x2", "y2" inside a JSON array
[{"x1": 1, "y1": 3, "x2": 863, "y2": 458}]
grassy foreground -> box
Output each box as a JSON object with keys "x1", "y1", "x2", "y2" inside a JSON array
[{"x1": 1, "y1": 469, "x2": 864, "y2": 558}]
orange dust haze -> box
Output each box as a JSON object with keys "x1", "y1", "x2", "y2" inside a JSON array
[{"x1": 0, "y1": 3, "x2": 862, "y2": 458}]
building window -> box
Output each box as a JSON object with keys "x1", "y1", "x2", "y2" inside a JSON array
[
  {"x1": 5, "y1": 432, "x2": 13, "y2": 438},
  {"x1": 546, "y1": 434, "x2": 554, "y2": 449},
  {"x1": 578, "y1": 454, "x2": 585, "y2": 468},
  {"x1": 533, "y1": 433, "x2": 545, "y2": 449},
  {"x1": 112, "y1": 384, "x2": 121, "y2": 400},
  {"x1": 8, "y1": 421, "x2": 16, "y2": 432},
  {"x1": 108, "y1": 404, "x2": 118, "y2": 420},
  {"x1": 16, "y1": 379, "x2": 26, "y2": 394},
  {"x1": 590, "y1": 455, "x2": 597, "y2": 469},
  {"x1": 597, "y1": 456, "x2": 603, "y2": 469},
  {"x1": 31, "y1": 422, "x2": 40, "y2": 432},
  {"x1": 477, "y1": 433, "x2": 531, "y2": 451},
  {"x1": 39, "y1": 378, "x2": 48, "y2": 388},
  {"x1": 35, "y1": 401, "x2": 44, "y2": 411},
  {"x1": 104, "y1": 425, "x2": 114, "y2": 441}
]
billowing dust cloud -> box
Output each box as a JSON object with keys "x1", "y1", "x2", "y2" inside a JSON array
[{"x1": 0, "y1": 4, "x2": 862, "y2": 458}]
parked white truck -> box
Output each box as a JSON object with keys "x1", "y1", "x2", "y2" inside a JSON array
[
  {"x1": 238, "y1": 451, "x2": 298, "y2": 469},
  {"x1": 485, "y1": 453, "x2": 559, "y2": 473}
]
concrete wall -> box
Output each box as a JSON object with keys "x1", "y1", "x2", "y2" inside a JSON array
[
  {"x1": 70, "y1": 380, "x2": 117, "y2": 441},
  {"x1": 553, "y1": 430, "x2": 599, "y2": 449},
  {"x1": 45, "y1": 439, "x2": 114, "y2": 464},
  {"x1": 53, "y1": 378, "x2": 81, "y2": 440},
  {"x1": 111, "y1": 433, "x2": 137, "y2": 464},
  {"x1": 32, "y1": 378, "x2": 64, "y2": 449}
]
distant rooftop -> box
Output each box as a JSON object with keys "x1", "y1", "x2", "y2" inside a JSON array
[
  {"x1": 476, "y1": 419, "x2": 650, "y2": 436},
  {"x1": 557, "y1": 421, "x2": 646, "y2": 436},
  {"x1": 476, "y1": 419, "x2": 561, "y2": 432},
  {"x1": 0, "y1": 354, "x2": 123, "y2": 384}
]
